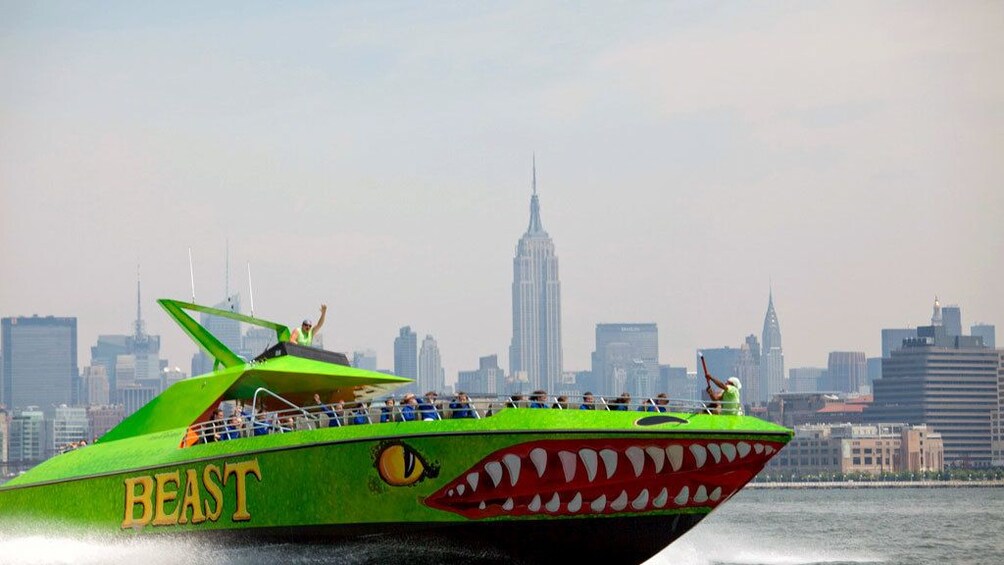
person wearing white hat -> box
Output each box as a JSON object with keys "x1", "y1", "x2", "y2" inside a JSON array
[
  {"x1": 705, "y1": 372, "x2": 743, "y2": 416},
  {"x1": 289, "y1": 304, "x2": 327, "y2": 347}
]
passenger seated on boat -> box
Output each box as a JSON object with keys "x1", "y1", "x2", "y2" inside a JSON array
[
  {"x1": 529, "y1": 390, "x2": 548, "y2": 408},
  {"x1": 222, "y1": 414, "x2": 243, "y2": 440},
  {"x1": 449, "y1": 392, "x2": 476, "y2": 419},
  {"x1": 252, "y1": 413, "x2": 271, "y2": 436},
  {"x1": 401, "y1": 393, "x2": 419, "y2": 421},
  {"x1": 314, "y1": 394, "x2": 342, "y2": 427},
  {"x1": 639, "y1": 398, "x2": 658, "y2": 412},
  {"x1": 348, "y1": 402, "x2": 369, "y2": 425},
  {"x1": 419, "y1": 391, "x2": 442, "y2": 421},
  {"x1": 656, "y1": 393, "x2": 669, "y2": 413},
  {"x1": 579, "y1": 392, "x2": 595, "y2": 410},
  {"x1": 552, "y1": 395, "x2": 568, "y2": 409},
  {"x1": 202, "y1": 409, "x2": 226, "y2": 443},
  {"x1": 610, "y1": 392, "x2": 631, "y2": 411},
  {"x1": 380, "y1": 398, "x2": 397, "y2": 422},
  {"x1": 506, "y1": 394, "x2": 525, "y2": 408}
]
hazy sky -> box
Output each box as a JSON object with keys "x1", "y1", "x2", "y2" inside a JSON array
[{"x1": 2, "y1": 2, "x2": 1001, "y2": 383}]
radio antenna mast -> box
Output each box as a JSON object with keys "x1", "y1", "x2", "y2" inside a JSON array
[
  {"x1": 247, "y1": 262, "x2": 256, "y2": 318},
  {"x1": 188, "y1": 247, "x2": 197, "y2": 303}
]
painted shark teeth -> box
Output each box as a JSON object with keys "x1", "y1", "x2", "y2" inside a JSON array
[
  {"x1": 579, "y1": 449, "x2": 598, "y2": 482},
  {"x1": 666, "y1": 445, "x2": 684, "y2": 471},
  {"x1": 545, "y1": 493, "x2": 561, "y2": 512},
  {"x1": 765, "y1": 445, "x2": 776, "y2": 455},
  {"x1": 737, "y1": 442, "x2": 751, "y2": 458},
  {"x1": 502, "y1": 453, "x2": 521, "y2": 486},
  {"x1": 653, "y1": 487, "x2": 668, "y2": 508},
  {"x1": 631, "y1": 489, "x2": 649, "y2": 510},
  {"x1": 559, "y1": 450, "x2": 577, "y2": 482},
  {"x1": 710, "y1": 487, "x2": 722, "y2": 501},
  {"x1": 721, "y1": 443, "x2": 737, "y2": 462},
  {"x1": 645, "y1": 446, "x2": 665, "y2": 473},
  {"x1": 467, "y1": 472, "x2": 479, "y2": 492},
  {"x1": 625, "y1": 446, "x2": 645, "y2": 477},
  {"x1": 530, "y1": 448, "x2": 547, "y2": 478},
  {"x1": 674, "y1": 486, "x2": 689, "y2": 505},
  {"x1": 457, "y1": 484, "x2": 465, "y2": 496},
  {"x1": 610, "y1": 490, "x2": 628, "y2": 511},
  {"x1": 600, "y1": 449, "x2": 618, "y2": 479},
  {"x1": 502, "y1": 497, "x2": 514, "y2": 511},
  {"x1": 485, "y1": 461, "x2": 503, "y2": 488},
  {"x1": 693, "y1": 485, "x2": 708, "y2": 503},
  {"x1": 567, "y1": 492, "x2": 583, "y2": 512},
  {"x1": 754, "y1": 443, "x2": 764, "y2": 454},
  {"x1": 528, "y1": 494, "x2": 541, "y2": 512},
  {"x1": 590, "y1": 494, "x2": 607, "y2": 512},
  {"x1": 707, "y1": 443, "x2": 722, "y2": 464},
  {"x1": 690, "y1": 444, "x2": 707, "y2": 468}
]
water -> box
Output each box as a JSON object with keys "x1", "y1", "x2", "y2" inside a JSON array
[{"x1": 1, "y1": 488, "x2": 1002, "y2": 565}]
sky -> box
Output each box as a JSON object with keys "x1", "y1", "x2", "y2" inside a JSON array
[{"x1": 1, "y1": 1, "x2": 1002, "y2": 383}]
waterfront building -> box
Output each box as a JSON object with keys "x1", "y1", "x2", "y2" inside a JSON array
[
  {"x1": 509, "y1": 158, "x2": 563, "y2": 394},
  {"x1": 79, "y1": 365, "x2": 110, "y2": 406},
  {"x1": 869, "y1": 325, "x2": 1000, "y2": 467},
  {"x1": 87, "y1": 405, "x2": 125, "y2": 440},
  {"x1": 0, "y1": 408, "x2": 8, "y2": 470},
  {"x1": 418, "y1": 335, "x2": 445, "y2": 393},
  {"x1": 789, "y1": 367, "x2": 825, "y2": 393},
  {"x1": 242, "y1": 327, "x2": 276, "y2": 360},
  {"x1": 394, "y1": 326, "x2": 418, "y2": 395},
  {"x1": 658, "y1": 365, "x2": 691, "y2": 400},
  {"x1": 881, "y1": 328, "x2": 917, "y2": 358},
  {"x1": 696, "y1": 347, "x2": 739, "y2": 384},
  {"x1": 1, "y1": 316, "x2": 78, "y2": 414},
  {"x1": 827, "y1": 351, "x2": 867, "y2": 394},
  {"x1": 971, "y1": 324, "x2": 996, "y2": 349},
  {"x1": 760, "y1": 290, "x2": 785, "y2": 398},
  {"x1": 591, "y1": 324, "x2": 658, "y2": 397},
  {"x1": 866, "y1": 357, "x2": 882, "y2": 389},
  {"x1": 117, "y1": 385, "x2": 156, "y2": 419},
  {"x1": 765, "y1": 423, "x2": 943, "y2": 477},
  {"x1": 161, "y1": 367, "x2": 186, "y2": 390},
  {"x1": 352, "y1": 350, "x2": 378, "y2": 371},
  {"x1": 735, "y1": 340, "x2": 760, "y2": 406},
  {"x1": 765, "y1": 392, "x2": 871, "y2": 428},
  {"x1": 457, "y1": 355, "x2": 504, "y2": 396},
  {"x1": 941, "y1": 305, "x2": 962, "y2": 338},
  {"x1": 52, "y1": 405, "x2": 89, "y2": 453},
  {"x1": 91, "y1": 279, "x2": 164, "y2": 400}
]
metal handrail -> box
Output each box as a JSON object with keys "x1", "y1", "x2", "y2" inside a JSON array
[{"x1": 251, "y1": 387, "x2": 316, "y2": 430}]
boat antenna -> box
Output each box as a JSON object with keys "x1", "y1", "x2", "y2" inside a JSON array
[
  {"x1": 247, "y1": 261, "x2": 255, "y2": 318},
  {"x1": 188, "y1": 247, "x2": 197, "y2": 303}
]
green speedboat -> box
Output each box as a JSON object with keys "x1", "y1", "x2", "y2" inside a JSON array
[{"x1": 0, "y1": 299, "x2": 792, "y2": 564}]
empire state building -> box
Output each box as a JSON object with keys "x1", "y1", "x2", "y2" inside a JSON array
[{"x1": 509, "y1": 159, "x2": 563, "y2": 393}]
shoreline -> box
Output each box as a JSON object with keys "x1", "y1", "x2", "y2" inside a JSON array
[{"x1": 748, "y1": 480, "x2": 1004, "y2": 489}]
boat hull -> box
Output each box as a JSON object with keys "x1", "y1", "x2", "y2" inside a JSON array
[{"x1": 0, "y1": 412, "x2": 788, "y2": 564}]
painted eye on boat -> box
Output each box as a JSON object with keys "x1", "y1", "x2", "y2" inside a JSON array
[{"x1": 375, "y1": 442, "x2": 437, "y2": 486}]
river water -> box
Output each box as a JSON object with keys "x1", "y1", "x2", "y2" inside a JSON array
[{"x1": 0, "y1": 487, "x2": 1001, "y2": 565}]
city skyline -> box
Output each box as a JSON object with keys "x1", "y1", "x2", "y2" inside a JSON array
[{"x1": 1, "y1": 3, "x2": 1001, "y2": 383}]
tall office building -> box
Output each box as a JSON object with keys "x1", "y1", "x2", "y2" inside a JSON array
[
  {"x1": 760, "y1": 290, "x2": 785, "y2": 397},
  {"x1": 941, "y1": 305, "x2": 962, "y2": 338},
  {"x1": 696, "y1": 347, "x2": 740, "y2": 384},
  {"x1": 881, "y1": 328, "x2": 917, "y2": 358},
  {"x1": 510, "y1": 159, "x2": 563, "y2": 393},
  {"x1": 352, "y1": 350, "x2": 378, "y2": 371},
  {"x1": 869, "y1": 325, "x2": 1000, "y2": 467},
  {"x1": 458, "y1": 355, "x2": 505, "y2": 396},
  {"x1": 418, "y1": 335, "x2": 444, "y2": 393},
  {"x1": 79, "y1": 365, "x2": 110, "y2": 406},
  {"x1": 91, "y1": 279, "x2": 163, "y2": 399},
  {"x1": 971, "y1": 324, "x2": 996, "y2": 349},
  {"x1": 51, "y1": 405, "x2": 89, "y2": 453},
  {"x1": 8, "y1": 409, "x2": 46, "y2": 464},
  {"x1": 591, "y1": 324, "x2": 658, "y2": 397},
  {"x1": 789, "y1": 367, "x2": 825, "y2": 393},
  {"x1": 742, "y1": 334, "x2": 764, "y2": 403},
  {"x1": 827, "y1": 352, "x2": 867, "y2": 394},
  {"x1": 0, "y1": 408, "x2": 9, "y2": 471},
  {"x1": 394, "y1": 326, "x2": 418, "y2": 382},
  {"x1": 1, "y1": 316, "x2": 78, "y2": 414}
]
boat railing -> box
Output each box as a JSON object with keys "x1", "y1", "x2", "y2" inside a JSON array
[{"x1": 184, "y1": 392, "x2": 740, "y2": 446}]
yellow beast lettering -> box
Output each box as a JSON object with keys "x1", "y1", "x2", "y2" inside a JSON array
[{"x1": 121, "y1": 459, "x2": 261, "y2": 529}]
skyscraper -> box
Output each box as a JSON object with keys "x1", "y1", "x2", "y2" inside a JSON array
[
  {"x1": 881, "y1": 328, "x2": 917, "y2": 358},
  {"x1": 592, "y1": 324, "x2": 658, "y2": 397},
  {"x1": 971, "y1": 324, "x2": 996, "y2": 349},
  {"x1": 394, "y1": 326, "x2": 418, "y2": 382},
  {"x1": 941, "y1": 305, "x2": 962, "y2": 338},
  {"x1": 418, "y1": 335, "x2": 444, "y2": 393},
  {"x1": 827, "y1": 351, "x2": 867, "y2": 394},
  {"x1": 510, "y1": 158, "x2": 563, "y2": 393},
  {"x1": 1, "y1": 316, "x2": 78, "y2": 414},
  {"x1": 90, "y1": 277, "x2": 163, "y2": 400},
  {"x1": 760, "y1": 290, "x2": 785, "y2": 397}
]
